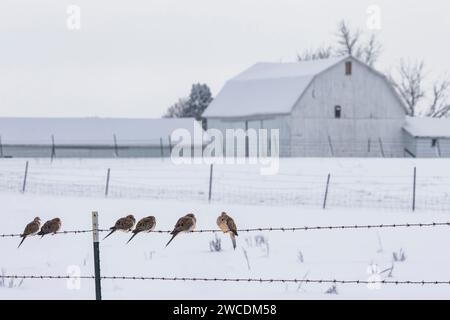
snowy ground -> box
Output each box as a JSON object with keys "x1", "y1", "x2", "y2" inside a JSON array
[{"x1": 1, "y1": 158, "x2": 450, "y2": 299}]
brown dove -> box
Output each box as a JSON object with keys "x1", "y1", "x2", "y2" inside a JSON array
[
  {"x1": 103, "y1": 214, "x2": 136, "y2": 240},
  {"x1": 165, "y1": 213, "x2": 196, "y2": 247},
  {"x1": 216, "y1": 212, "x2": 238, "y2": 249},
  {"x1": 37, "y1": 218, "x2": 62, "y2": 238},
  {"x1": 126, "y1": 216, "x2": 156, "y2": 244},
  {"x1": 18, "y1": 217, "x2": 41, "y2": 248}
]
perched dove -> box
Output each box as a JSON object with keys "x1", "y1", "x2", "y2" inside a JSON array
[
  {"x1": 18, "y1": 217, "x2": 41, "y2": 248},
  {"x1": 103, "y1": 215, "x2": 136, "y2": 240},
  {"x1": 37, "y1": 218, "x2": 62, "y2": 238},
  {"x1": 165, "y1": 213, "x2": 196, "y2": 247},
  {"x1": 216, "y1": 212, "x2": 238, "y2": 249},
  {"x1": 127, "y1": 216, "x2": 156, "y2": 244}
]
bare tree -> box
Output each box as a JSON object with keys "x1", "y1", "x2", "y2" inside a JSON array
[
  {"x1": 335, "y1": 20, "x2": 361, "y2": 57},
  {"x1": 390, "y1": 59, "x2": 426, "y2": 117},
  {"x1": 426, "y1": 77, "x2": 450, "y2": 118},
  {"x1": 297, "y1": 46, "x2": 333, "y2": 61},
  {"x1": 361, "y1": 34, "x2": 382, "y2": 67},
  {"x1": 297, "y1": 20, "x2": 382, "y2": 66}
]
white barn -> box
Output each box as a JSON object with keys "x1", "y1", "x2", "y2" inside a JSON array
[
  {"x1": 0, "y1": 117, "x2": 206, "y2": 158},
  {"x1": 203, "y1": 56, "x2": 407, "y2": 157}
]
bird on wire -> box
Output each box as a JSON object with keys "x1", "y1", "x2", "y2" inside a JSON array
[
  {"x1": 216, "y1": 212, "x2": 238, "y2": 250},
  {"x1": 103, "y1": 214, "x2": 136, "y2": 240},
  {"x1": 126, "y1": 216, "x2": 156, "y2": 244},
  {"x1": 165, "y1": 213, "x2": 196, "y2": 247},
  {"x1": 18, "y1": 217, "x2": 41, "y2": 248},
  {"x1": 37, "y1": 218, "x2": 62, "y2": 238}
]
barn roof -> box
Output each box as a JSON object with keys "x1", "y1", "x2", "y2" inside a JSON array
[
  {"x1": 403, "y1": 116, "x2": 450, "y2": 138},
  {"x1": 202, "y1": 56, "x2": 347, "y2": 118},
  {"x1": 0, "y1": 117, "x2": 206, "y2": 146}
]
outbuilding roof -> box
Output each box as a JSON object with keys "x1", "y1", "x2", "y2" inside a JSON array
[
  {"x1": 0, "y1": 117, "x2": 206, "y2": 146},
  {"x1": 403, "y1": 116, "x2": 450, "y2": 138}
]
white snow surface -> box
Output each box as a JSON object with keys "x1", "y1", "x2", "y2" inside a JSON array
[
  {"x1": 1, "y1": 157, "x2": 450, "y2": 300},
  {"x1": 0, "y1": 117, "x2": 205, "y2": 146},
  {"x1": 403, "y1": 116, "x2": 450, "y2": 138},
  {"x1": 202, "y1": 57, "x2": 346, "y2": 118}
]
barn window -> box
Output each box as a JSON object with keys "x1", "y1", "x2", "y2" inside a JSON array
[
  {"x1": 431, "y1": 139, "x2": 438, "y2": 147},
  {"x1": 334, "y1": 105, "x2": 342, "y2": 119},
  {"x1": 345, "y1": 61, "x2": 352, "y2": 75}
]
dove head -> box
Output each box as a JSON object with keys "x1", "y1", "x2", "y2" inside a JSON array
[
  {"x1": 185, "y1": 213, "x2": 195, "y2": 219},
  {"x1": 53, "y1": 218, "x2": 61, "y2": 223},
  {"x1": 34, "y1": 217, "x2": 41, "y2": 223},
  {"x1": 221, "y1": 212, "x2": 227, "y2": 216},
  {"x1": 127, "y1": 215, "x2": 135, "y2": 222}
]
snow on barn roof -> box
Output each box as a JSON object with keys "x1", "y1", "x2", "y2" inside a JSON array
[
  {"x1": 0, "y1": 117, "x2": 206, "y2": 146},
  {"x1": 403, "y1": 116, "x2": 450, "y2": 138},
  {"x1": 202, "y1": 56, "x2": 347, "y2": 118}
]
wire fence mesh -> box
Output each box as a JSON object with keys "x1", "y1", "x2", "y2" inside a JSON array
[{"x1": 1, "y1": 158, "x2": 450, "y2": 211}]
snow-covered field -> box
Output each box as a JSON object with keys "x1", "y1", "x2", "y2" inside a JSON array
[{"x1": 1, "y1": 158, "x2": 450, "y2": 300}]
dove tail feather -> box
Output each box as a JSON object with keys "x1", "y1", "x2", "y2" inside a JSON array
[
  {"x1": 126, "y1": 232, "x2": 139, "y2": 244},
  {"x1": 165, "y1": 232, "x2": 179, "y2": 247},
  {"x1": 17, "y1": 236, "x2": 26, "y2": 248},
  {"x1": 102, "y1": 228, "x2": 116, "y2": 240},
  {"x1": 230, "y1": 233, "x2": 236, "y2": 250}
]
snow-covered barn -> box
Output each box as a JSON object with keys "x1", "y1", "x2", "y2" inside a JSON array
[
  {"x1": 403, "y1": 116, "x2": 450, "y2": 158},
  {"x1": 203, "y1": 56, "x2": 407, "y2": 157},
  {"x1": 0, "y1": 117, "x2": 205, "y2": 158}
]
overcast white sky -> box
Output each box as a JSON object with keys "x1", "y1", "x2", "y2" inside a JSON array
[{"x1": 0, "y1": 0, "x2": 448, "y2": 118}]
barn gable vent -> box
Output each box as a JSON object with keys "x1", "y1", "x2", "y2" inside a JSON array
[{"x1": 345, "y1": 61, "x2": 352, "y2": 75}]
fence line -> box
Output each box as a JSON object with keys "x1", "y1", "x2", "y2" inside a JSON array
[
  {"x1": 1, "y1": 274, "x2": 450, "y2": 286},
  {"x1": 2, "y1": 160, "x2": 450, "y2": 211},
  {"x1": 2, "y1": 221, "x2": 450, "y2": 239}
]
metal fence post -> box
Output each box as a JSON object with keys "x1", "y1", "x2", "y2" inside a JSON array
[
  {"x1": 22, "y1": 161, "x2": 29, "y2": 193},
  {"x1": 105, "y1": 168, "x2": 111, "y2": 197},
  {"x1": 92, "y1": 211, "x2": 102, "y2": 300},
  {"x1": 208, "y1": 164, "x2": 214, "y2": 202},
  {"x1": 322, "y1": 173, "x2": 331, "y2": 209},
  {"x1": 412, "y1": 167, "x2": 416, "y2": 212}
]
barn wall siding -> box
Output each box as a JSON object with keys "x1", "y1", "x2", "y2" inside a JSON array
[
  {"x1": 289, "y1": 59, "x2": 406, "y2": 157},
  {"x1": 206, "y1": 116, "x2": 291, "y2": 157}
]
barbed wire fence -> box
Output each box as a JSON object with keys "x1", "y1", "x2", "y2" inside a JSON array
[
  {"x1": 2, "y1": 160, "x2": 450, "y2": 211},
  {"x1": 2, "y1": 217, "x2": 450, "y2": 299}
]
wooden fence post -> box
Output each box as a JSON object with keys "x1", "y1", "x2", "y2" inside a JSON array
[
  {"x1": 378, "y1": 138, "x2": 385, "y2": 158},
  {"x1": 113, "y1": 134, "x2": 119, "y2": 157},
  {"x1": 51, "y1": 135, "x2": 56, "y2": 162},
  {"x1": 412, "y1": 167, "x2": 416, "y2": 212},
  {"x1": 168, "y1": 135, "x2": 172, "y2": 155},
  {"x1": 322, "y1": 173, "x2": 331, "y2": 209},
  {"x1": 208, "y1": 164, "x2": 214, "y2": 202},
  {"x1": 22, "y1": 161, "x2": 29, "y2": 193},
  {"x1": 436, "y1": 139, "x2": 441, "y2": 157},
  {"x1": 160, "y1": 137, "x2": 164, "y2": 159},
  {"x1": 92, "y1": 211, "x2": 102, "y2": 300},
  {"x1": 105, "y1": 168, "x2": 111, "y2": 197},
  {"x1": 327, "y1": 136, "x2": 334, "y2": 157}
]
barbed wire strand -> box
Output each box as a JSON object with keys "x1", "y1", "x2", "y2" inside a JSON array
[
  {"x1": 1, "y1": 274, "x2": 450, "y2": 285},
  {"x1": 1, "y1": 222, "x2": 450, "y2": 238}
]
